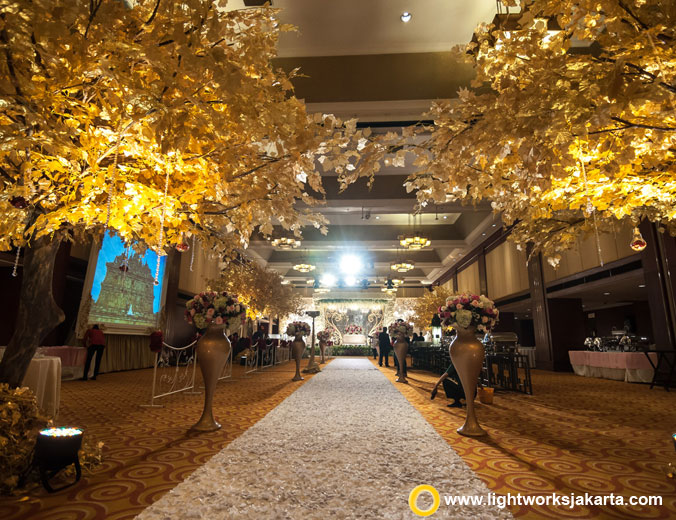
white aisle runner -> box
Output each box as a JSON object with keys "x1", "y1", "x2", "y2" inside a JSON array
[{"x1": 137, "y1": 358, "x2": 511, "y2": 519}]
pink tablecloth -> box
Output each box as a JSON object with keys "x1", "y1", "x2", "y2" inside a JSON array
[
  {"x1": 569, "y1": 351, "x2": 657, "y2": 382},
  {"x1": 39, "y1": 346, "x2": 87, "y2": 380}
]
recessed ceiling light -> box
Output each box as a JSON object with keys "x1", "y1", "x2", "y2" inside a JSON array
[
  {"x1": 492, "y1": 224, "x2": 497, "y2": 227},
  {"x1": 638, "y1": 284, "x2": 646, "y2": 288},
  {"x1": 443, "y1": 215, "x2": 448, "y2": 219},
  {"x1": 603, "y1": 292, "x2": 610, "y2": 295},
  {"x1": 400, "y1": 12, "x2": 412, "y2": 23},
  {"x1": 482, "y1": 233, "x2": 486, "y2": 236},
  {"x1": 375, "y1": 216, "x2": 380, "y2": 220}
]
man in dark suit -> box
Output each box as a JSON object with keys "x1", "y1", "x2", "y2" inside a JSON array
[{"x1": 378, "y1": 326, "x2": 391, "y2": 367}]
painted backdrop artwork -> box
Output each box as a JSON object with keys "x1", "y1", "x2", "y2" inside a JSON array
[{"x1": 89, "y1": 233, "x2": 166, "y2": 327}]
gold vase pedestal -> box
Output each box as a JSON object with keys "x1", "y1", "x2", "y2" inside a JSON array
[
  {"x1": 291, "y1": 336, "x2": 305, "y2": 381},
  {"x1": 393, "y1": 333, "x2": 408, "y2": 384},
  {"x1": 450, "y1": 326, "x2": 487, "y2": 437},
  {"x1": 319, "y1": 341, "x2": 327, "y2": 364},
  {"x1": 191, "y1": 324, "x2": 231, "y2": 432}
]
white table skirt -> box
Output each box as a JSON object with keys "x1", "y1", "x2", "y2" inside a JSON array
[
  {"x1": 0, "y1": 348, "x2": 61, "y2": 417},
  {"x1": 571, "y1": 364, "x2": 654, "y2": 383}
]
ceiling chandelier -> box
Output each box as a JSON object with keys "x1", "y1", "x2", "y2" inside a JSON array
[
  {"x1": 271, "y1": 236, "x2": 301, "y2": 249},
  {"x1": 398, "y1": 212, "x2": 431, "y2": 250},
  {"x1": 390, "y1": 260, "x2": 414, "y2": 273},
  {"x1": 391, "y1": 277, "x2": 404, "y2": 286},
  {"x1": 293, "y1": 251, "x2": 315, "y2": 273},
  {"x1": 293, "y1": 261, "x2": 315, "y2": 273}
]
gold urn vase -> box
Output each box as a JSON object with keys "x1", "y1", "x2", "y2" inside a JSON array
[
  {"x1": 192, "y1": 324, "x2": 231, "y2": 432},
  {"x1": 291, "y1": 335, "x2": 306, "y2": 381},
  {"x1": 393, "y1": 333, "x2": 409, "y2": 384},
  {"x1": 450, "y1": 326, "x2": 487, "y2": 437}
]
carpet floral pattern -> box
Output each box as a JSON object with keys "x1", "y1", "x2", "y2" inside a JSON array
[
  {"x1": 374, "y1": 360, "x2": 676, "y2": 518},
  {"x1": 0, "y1": 362, "x2": 316, "y2": 520}
]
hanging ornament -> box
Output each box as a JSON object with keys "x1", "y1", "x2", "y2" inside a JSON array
[
  {"x1": 176, "y1": 233, "x2": 190, "y2": 252},
  {"x1": 10, "y1": 196, "x2": 28, "y2": 209},
  {"x1": 11, "y1": 246, "x2": 21, "y2": 278},
  {"x1": 630, "y1": 227, "x2": 647, "y2": 252},
  {"x1": 154, "y1": 169, "x2": 171, "y2": 286},
  {"x1": 189, "y1": 235, "x2": 196, "y2": 272}
]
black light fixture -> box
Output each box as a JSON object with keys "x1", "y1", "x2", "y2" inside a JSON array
[{"x1": 35, "y1": 427, "x2": 84, "y2": 492}]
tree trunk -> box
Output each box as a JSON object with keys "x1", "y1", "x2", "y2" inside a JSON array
[{"x1": 0, "y1": 237, "x2": 65, "y2": 387}]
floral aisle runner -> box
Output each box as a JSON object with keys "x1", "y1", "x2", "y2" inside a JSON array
[{"x1": 136, "y1": 358, "x2": 511, "y2": 519}]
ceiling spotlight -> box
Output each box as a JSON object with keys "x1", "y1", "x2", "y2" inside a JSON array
[
  {"x1": 639, "y1": 284, "x2": 646, "y2": 288},
  {"x1": 603, "y1": 292, "x2": 610, "y2": 295},
  {"x1": 340, "y1": 254, "x2": 362, "y2": 274},
  {"x1": 443, "y1": 215, "x2": 448, "y2": 219},
  {"x1": 375, "y1": 216, "x2": 381, "y2": 220},
  {"x1": 400, "y1": 11, "x2": 412, "y2": 23},
  {"x1": 320, "y1": 273, "x2": 337, "y2": 287}
]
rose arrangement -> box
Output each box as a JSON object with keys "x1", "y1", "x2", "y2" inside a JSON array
[
  {"x1": 438, "y1": 293, "x2": 499, "y2": 333},
  {"x1": 184, "y1": 290, "x2": 246, "y2": 330},
  {"x1": 389, "y1": 320, "x2": 413, "y2": 337},
  {"x1": 286, "y1": 321, "x2": 311, "y2": 337},
  {"x1": 317, "y1": 330, "x2": 332, "y2": 342},
  {"x1": 344, "y1": 324, "x2": 363, "y2": 334}
]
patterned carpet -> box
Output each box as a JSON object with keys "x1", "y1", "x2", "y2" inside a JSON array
[
  {"x1": 373, "y1": 359, "x2": 676, "y2": 518},
  {"x1": 0, "y1": 360, "x2": 317, "y2": 520}
]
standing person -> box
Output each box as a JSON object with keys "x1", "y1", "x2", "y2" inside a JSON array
[
  {"x1": 378, "y1": 326, "x2": 391, "y2": 367},
  {"x1": 82, "y1": 324, "x2": 106, "y2": 381}
]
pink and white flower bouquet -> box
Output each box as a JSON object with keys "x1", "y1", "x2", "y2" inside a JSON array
[
  {"x1": 389, "y1": 320, "x2": 413, "y2": 337},
  {"x1": 184, "y1": 290, "x2": 246, "y2": 330},
  {"x1": 317, "y1": 330, "x2": 332, "y2": 342},
  {"x1": 438, "y1": 293, "x2": 499, "y2": 333},
  {"x1": 344, "y1": 324, "x2": 363, "y2": 335},
  {"x1": 286, "y1": 321, "x2": 311, "y2": 337}
]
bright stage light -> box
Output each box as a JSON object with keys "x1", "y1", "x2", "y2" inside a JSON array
[
  {"x1": 344, "y1": 276, "x2": 357, "y2": 286},
  {"x1": 320, "y1": 273, "x2": 337, "y2": 287},
  {"x1": 340, "y1": 254, "x2": 362, "y2": 274}
]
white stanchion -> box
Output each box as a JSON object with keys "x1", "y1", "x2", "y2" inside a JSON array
[
  {"x1": 275, "y1": 342, "x2": 290, "y2": 364},
  {"x1": 260, "y1": 341, "x2": 274, "y2": 369},
  {"x1": 243, "y1": 345, "x2": 259, "y2": 377},
  {"x1": 141, "y1": 339, "x2": 199, "y2": 408}
]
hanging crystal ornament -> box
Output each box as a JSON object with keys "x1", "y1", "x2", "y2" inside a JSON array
[
  {"x1": 104, "y1": 136, "x2": 122, "y2": 235},
  {"x1": 154, "y1": 169, "x2": 171, "y2": 286},
  {"x1": 189, "y1": 235, "x2": 196, "y2": 272},
  {"x1": 578, "y1": 139, "x2": 603, "y2": 266},
  {"x1": 176, "y1": 234, "x2": 190, "y2": 253},
  {"x1": 11, "y1": 246, "x2": 21, "y2": 278},
  {"x1": 630, "y1": 227, "x2": 647, "y2": 252}
]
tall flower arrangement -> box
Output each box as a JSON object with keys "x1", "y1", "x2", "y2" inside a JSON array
[
  {"x1": 317, "y1": 330, "x2": 332, "y2": 343},
  {"x1": 286, "y1": 322, "x2": 311, "y2": 337},
  {"x1": 184, "y1": 291, "x2": 246, "y2": 330},
  {"x1": 389, "y1": 320, "x2": 414, "y2": 337},
  {"x1": 438, "y1": 293, "x2": 499, "y2": 333}
]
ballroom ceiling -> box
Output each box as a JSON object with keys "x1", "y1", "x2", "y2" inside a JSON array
[{"x1": 236, "y1": 0, "x2": 502, "y2": 292}]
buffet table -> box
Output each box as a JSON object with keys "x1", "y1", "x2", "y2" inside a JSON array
[
  {"x1": 342, "y1": 334, "x2": 366, "y2": 345},
  {"x1": 568, "y1": 351, "x2": 657, "y2": 383}
]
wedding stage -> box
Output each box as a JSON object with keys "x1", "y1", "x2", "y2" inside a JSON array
[{"x1": 136, "y1": 358, "x2": 509, "y2": 519}]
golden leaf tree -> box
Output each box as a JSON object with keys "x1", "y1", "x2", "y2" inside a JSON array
[
  {"x1": 403, "y1": 0, "x2": 675, "y2": 264},
  {"x1": 410, "y1": 286, "x2": 455, "y2": 330},
  {"x1": 0, "y1": 0, "x2": 380, "y2": 386},
  {"x1": 209, "y1": 259, "x2": 301, "y2": 321}
]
